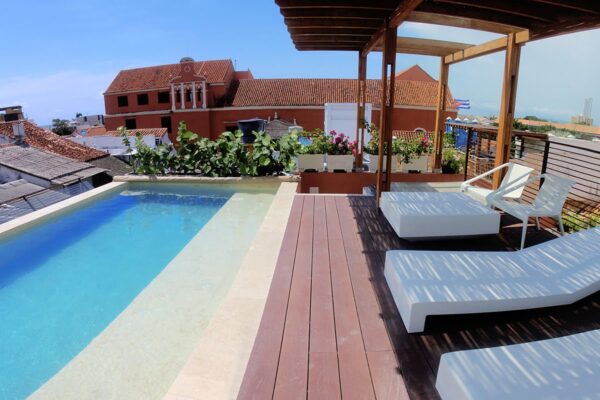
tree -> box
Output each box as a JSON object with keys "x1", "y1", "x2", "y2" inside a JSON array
[
  {"x1": 75, "y1": 112, "x2": 82, "y2": 118},
  {"x1": 51, "y1": 119, "x2": 75, "y2": 136}
]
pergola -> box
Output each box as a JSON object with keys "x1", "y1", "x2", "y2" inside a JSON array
[{"x1": 275, "y1": 0, "x2": 600, "y2": 200}]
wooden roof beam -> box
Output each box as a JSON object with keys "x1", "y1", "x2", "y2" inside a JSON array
[
  {"x1": 373, "y1": 37, "x2": 473, "y2": 56},
  {"x1": 276, "y1": 0, "x2": 397, "y2": 11},
  {"x1": 362, "y1": 0, "x2": 424, "y2": 57},
  {"x1": 406, "y1": 11, "x2": 523, "y2": 34},
  {"x1": 285, "y1": 18, "x2": 381, "y2": 29},
  {"x1": 444, "y1": 31, "x2": 529, "y2": 64},
  {"x1": 434, "y1": 0, "x2": 560, "y2": 23}
]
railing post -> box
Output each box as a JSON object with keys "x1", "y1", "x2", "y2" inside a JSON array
[
  {"x1": 464, "y1": 128, "x2": 473, "y2": 181},
  {"x1": 540, "y1": 139, "x2": 550, "y2": 188},
  {"x1": 375, "y1": 20, "x2": 397, "y2": 203},
  {"x1": 356, "y1": 52, "x2": 367, "y2": 169}
]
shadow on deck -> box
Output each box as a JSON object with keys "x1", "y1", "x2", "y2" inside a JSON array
[{"x1": 238, "y1": 195, "x2": 600, "y2": 400}]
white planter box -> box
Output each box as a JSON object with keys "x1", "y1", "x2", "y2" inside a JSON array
[
  {"x1": 400, "y1": 155, "x2": 429, "y2": 173},
  {"x1": 326, "y1": 154, "x2": 354, "y2": 172},
  {"x1": 367, "y1": 154, "x2": 400, "y2": 172},
  {"x1": 297, "y1": 154, "x2": 325, "y2": 172}
]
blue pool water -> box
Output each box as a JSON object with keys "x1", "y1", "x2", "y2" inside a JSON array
[{"x1": 0, "y1": 184, "x2": 238, "y2": 399}]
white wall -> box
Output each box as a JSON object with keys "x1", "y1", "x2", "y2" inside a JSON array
[
  {"x1": 70, "y1": 135, "x2": 156, "y2": 155},
  {"x1": 324, "y1": 103, "x2": 373, "y2": 150}
]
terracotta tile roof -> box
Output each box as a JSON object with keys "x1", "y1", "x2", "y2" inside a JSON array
[
  {"x1": 395, "y1": 65, "x2": 436, "y2": 82},
  {"x1": 105, "y1": 59, "x2": 234, "y2": 94},
  {"x1": 231, "y1": 78, "x2": 453, "y2": 108},
  {"x1": 393, "y1": 130, "x2": 433, "y2": 141},
  {"x1": 105, "y1": 127, "x2": 168, "y2": 138},
  {"x1": 0, "y1": 120, "x2": 107, "y2": 162}
]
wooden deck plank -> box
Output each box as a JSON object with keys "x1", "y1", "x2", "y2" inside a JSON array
[
  {"x1": 307, "y1": 196, "x2": 342, "y2": 399},
  {"x1": 309, "y1": 196, "x2": 337, "y2": 354},
  {"x1": 325, "y1": 196, "x2": 376, "y2": 400},
  {"x1": 366, "y1": 351, "x2": 410, "y2": 400},
  {"x1": 336, "y1": 196, "x2": 394, "y2": 353},
  {"x1": 308, "y1": 352, "x2": 341, "y2": 400},
  {"x1": 273, "y1": 196, "x2": 314, "y2": 400},
  {"x1": 237, "y1": 196, "x2": 304, "y2": 400}
]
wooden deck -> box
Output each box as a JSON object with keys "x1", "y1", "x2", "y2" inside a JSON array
[{"x1": 237, "y1": 195, "x2": 600, "y2": 400}]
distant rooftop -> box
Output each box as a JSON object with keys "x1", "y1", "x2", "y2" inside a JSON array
[
  {"x1": 105, "y1": 59, "x2": 234, "y2": 94},
  {"x1": 0, "y1": 146, "x2": 105, "y2": 186},
  {"x1": 0, "y1": 120, "x2": 107, "y2": 161},
  {"x1": 232, "y1": 77, "x2": 452, "y2": 108}
]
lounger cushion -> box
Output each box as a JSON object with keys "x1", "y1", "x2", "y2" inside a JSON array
[
  {"x1": 380, "y1": 192, "x2": 500, "y2": 239},
  {"x1": 461, "y1": 186, "x2": 492, "y2": 205},
  {"x1": 436, "y1": 329, "x2": 600, "y2": 399},
  {"x1": 385, "y1": 227, "x2": 600, "y2": 332}
]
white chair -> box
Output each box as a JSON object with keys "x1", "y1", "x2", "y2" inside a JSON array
[
  {"x1": 436, "y1": 329, "x2": 600, "y2": 399},
  {"x1": 488, "y1": 173, "x2": 576, "y2": 249},
  {"x1": 460, "y1": 162, "x2": 534, "y2": 205},
  {"x1": 384, "y1": 227, "x2": 600, "y2": 333}
]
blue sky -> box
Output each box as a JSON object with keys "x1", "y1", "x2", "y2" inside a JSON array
[{"x1": 1, "y1": 0, "x2": 599, "y2": 125}]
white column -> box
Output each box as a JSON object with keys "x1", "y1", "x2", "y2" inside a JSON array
[
  {"x1": 202, "y1": 81, "x2": 207, "y2": 109},
  {"x1": 171, "y1": 84, "x2": 176, "y2": 111},
  {"x1": 180, "y1": 83, "x2": 185, "y2": 109},
  {"x1": 192, "y1": 81, "x2": 197, "y2": 109}
]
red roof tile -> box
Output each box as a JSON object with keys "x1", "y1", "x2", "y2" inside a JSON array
[
  {"x1": 0, "y1": 120, "x2": 107, "y2": 161},
  {"x1": 231, "y1": 78, "x2": 453, "y2": 108},
  {"x1": 105, "y1": 59, "x2": 234, "y2": 94},
  {"x1": 105, "y1": 128, "x2": 168, "y2": 138},
  {"x1": 393, "y1": 130, "x2": 433, "y2": 141},
  {"x1": 395, "y1": 65, "x2": 436, "y2": 82}
]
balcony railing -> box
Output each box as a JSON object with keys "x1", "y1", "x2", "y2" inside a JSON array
[{"x1": 447, "y1": 122, "x2": 600, "y2": 233}]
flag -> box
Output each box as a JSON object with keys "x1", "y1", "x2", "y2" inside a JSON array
[{"x1": 453, "y1": 99, "x2": 471, "y2": 109}]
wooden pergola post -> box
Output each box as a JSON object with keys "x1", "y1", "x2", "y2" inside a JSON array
[
  {"x1": 355, "y1": 52, "x2": 367, "y2": 168},
  {"x1": 493, "y1": 32, "x2": 522, "y2": 188},
  {"x1": 433, "y1": 58, "x2": 449, "y2": 170},
  {"x1": 376, "y1": 21, "x2": 397, "y2": 201}
]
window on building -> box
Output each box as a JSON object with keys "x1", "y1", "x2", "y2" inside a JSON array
[
  {"x1": 125, "y1": 118, "x2": 136, "y2": 130},
  {"x1": 158, "y1": 91, "x2": 170, "y2": 104},
  {"x1": 117, "y1": 96, "x2": 128, "y2": 107},
  {"x1": 161, "y1": 116, "x2": 172, "y2": 134},
  {"x1": 186, "y1": 90, "x2": 192, "y2": 102},
  {"x1": 137, "y1": 93, "x2": 149, "y2": 106}
]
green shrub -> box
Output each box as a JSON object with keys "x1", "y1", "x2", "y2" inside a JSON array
[
  {"x1": 120, "y1": 122, "x2": 300, "y2": 177},
  {"x1": 441, "y1": 148, "x2": 465, "y2": 174}
]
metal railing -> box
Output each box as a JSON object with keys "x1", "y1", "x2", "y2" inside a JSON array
[{"x1": 447, "y1": 122, "x2": 600, "y2": 233}]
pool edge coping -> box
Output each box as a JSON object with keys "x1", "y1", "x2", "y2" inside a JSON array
[
  {"x1": 163, "y1": 181, "x2": 298, "y2": 400},
  {"x1": 114, "y1": 175, "x2": 300, "y2": 184}
]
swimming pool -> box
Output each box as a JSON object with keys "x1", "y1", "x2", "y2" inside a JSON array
[{"x1": 0, "y1": 183, "x2": 277, "y2": 399}]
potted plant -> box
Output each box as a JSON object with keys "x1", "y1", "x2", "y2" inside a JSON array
[
  {"x1": 325, "y1": 131, "x2": 356, "y2": 172},
  {"x1": 297, "y1": 130, "x2": 327, "y2": 172},
  {"x1": 363, "y1": 125, "x2": 400, "y2": 172},
  {"x1": 399, "y1": 136, "x2": 432, "y2": 172},
  {"x1": 441, "y1": 147, "x2": 465, "y2": 174}
]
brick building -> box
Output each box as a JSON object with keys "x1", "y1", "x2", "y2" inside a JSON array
[{"x1": 104, "y1": 57, "x2": 457, "y2": 141}]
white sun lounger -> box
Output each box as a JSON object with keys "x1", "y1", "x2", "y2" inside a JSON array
[
  {"x1": 384, "y1": 227, "x2": 600, "y2": 333},
  {"x1": 436, "y1": 329, "x2": 600, "y2": 399},
  {"x1": 380, "y1": 192, "x2": 500, "y2": 239}
]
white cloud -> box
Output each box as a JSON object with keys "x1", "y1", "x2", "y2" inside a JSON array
[{"x1": 0, "y1": 70, "x2": 113, "y2": 125}]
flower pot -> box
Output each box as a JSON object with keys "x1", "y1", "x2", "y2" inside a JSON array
[
  {"x1": 297, "y1": 154, "x2": 325, "y2": 172},
  {"x1": 400, "y1": 154, "x2": 429, "y2": 173},
  {"x1": 367, "y1": 154, "x2": 400, "y2": 172},
  {"x1": 326, "y1": 154, "x2": 354, "y2": 172}
]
